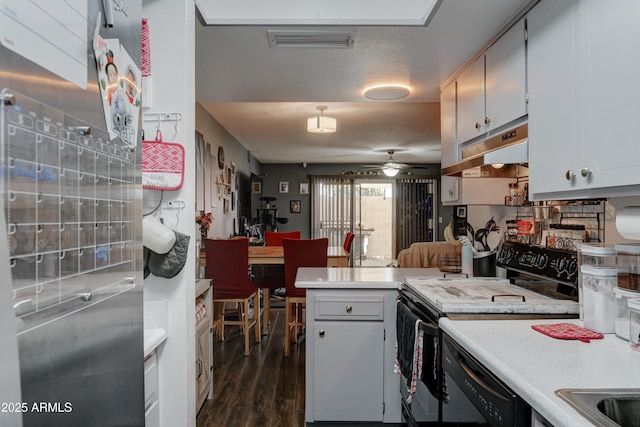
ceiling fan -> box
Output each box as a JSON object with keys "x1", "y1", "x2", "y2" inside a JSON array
[{"x1": 361, "y1": 150, "x2": 430, "y2": 177}]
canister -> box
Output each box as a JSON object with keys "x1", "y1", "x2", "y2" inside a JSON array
[
  {"x1": 615, "y1": 243, "x2": 640, "y2": 291},
  {"x1": 614, "y1": 287, "x2": 637, "y2": 341},
  {"x1": 627, "y1": 298, "x2": 640, "y2": 351},
  {"x1": 580, "y1": 265, "x2": 618, "y2": 333},
  {"x1": 578, "y1": 244, "x2": 617, "y2": 320}
]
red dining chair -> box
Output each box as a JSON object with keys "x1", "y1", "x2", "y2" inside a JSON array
[
  {"x1": 342, "y1": 232, "x2": 355, "y2": 266},
  {"x1": 283, "y1": 237, "x2": 328, "y2": 356},
  {"x1": 259, "y1": 231, "x2": 301, "y2": 334},
  {"x1": 265, "y1": 230, "x2": 301, "y2": 246},
  {"x1": 204, "y1": 238, "x2": 261, "y2": 356}
]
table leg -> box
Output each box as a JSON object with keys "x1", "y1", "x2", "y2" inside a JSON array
[{"x1": 262, "y1": 290, "x2": 270, "y2": 335}]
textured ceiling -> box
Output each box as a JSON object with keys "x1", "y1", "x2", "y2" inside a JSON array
[{"x1": 195, "y1": 0, "x2": 533, "y2": 165}]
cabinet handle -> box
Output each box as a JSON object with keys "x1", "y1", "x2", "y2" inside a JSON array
[
  {"x1": 580, "y1": 167, "x2": 592, "y2": 178},
  {"x1": 565, "y1": 170, "x2": 575, "y2": 181},
  {"x1": 319, "y1": 330, "x2": 325, "y2": 337},
  {"x1": 475, "y1": 121, "x2": 481, "y2": 130},
  {"x1": 448, "y1": 189, "x2": 454, "y2": 196},
  {"x1": 345, "y1": 305, "x2": 353, "y2": 313},
  {"x1": 484, "y1": 117, "x2": 491, "y2": 126}
]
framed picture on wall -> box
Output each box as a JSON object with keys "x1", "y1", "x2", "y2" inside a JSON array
[
  {"x1": 290, "y1": 200, "x2": 301, "y2": 213},
  {"x1": 299, "y1": 182, "x2": 309, "y2": 194},
  {"x1": 252, "y1": 182, "x2": 262, "y2": 193},
  {"x1": 279, "y1": 181, "x2": 289, "y2": 193}
]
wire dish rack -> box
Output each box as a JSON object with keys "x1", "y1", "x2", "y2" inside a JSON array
[{"x1": 437, "y1": 257, "x2": 463, "y2": 274}]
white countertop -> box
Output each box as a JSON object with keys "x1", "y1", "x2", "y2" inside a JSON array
[
  {"x1": 144, "y1": 328, "x2": 167, "y2": 358},
  {"x1": 295, "y1": 267, "x2": 445, "y2": 289},
  {"x1": 439, "y1": 318, "x2": 640, "y2": 426}
]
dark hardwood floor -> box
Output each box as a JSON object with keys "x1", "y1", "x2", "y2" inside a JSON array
[{"x1": 197, "y1": 307, "x2": 306, "y2": 427}]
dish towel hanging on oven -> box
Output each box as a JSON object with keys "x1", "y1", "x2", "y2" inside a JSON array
[
  {"x1": 395, "y1": 301, "x2": 449, "y2": 403},
  {"x1": 394, "y1": 301, "x2": 423, "y2": 403}
]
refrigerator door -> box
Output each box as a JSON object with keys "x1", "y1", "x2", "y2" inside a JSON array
[
  {"x1": 0, "y1": 209, "x2": 22, "y2": 427},
  {"x1": 0, "y1": 1, "x2": 144, "y2": 425}
]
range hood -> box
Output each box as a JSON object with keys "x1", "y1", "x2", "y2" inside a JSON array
[{"x1": 441, "y1": 123, "x2": 528, "y2": 177}]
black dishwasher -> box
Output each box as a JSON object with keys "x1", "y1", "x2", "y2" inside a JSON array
[{"x1": 442, "y1": 333, "x2": 531, "y2": 427}]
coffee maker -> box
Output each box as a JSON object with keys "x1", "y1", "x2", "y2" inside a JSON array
[{"x1": 452, "y1": 205, "x2": 470, "y2": 239}]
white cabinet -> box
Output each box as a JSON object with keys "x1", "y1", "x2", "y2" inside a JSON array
[
  {"x1": 305, "y1": 289, "x2": 400, "y2": 423},
  {"x1": 195, "y1": 279, "x2": 213, "y2": 412},
  {"x1": 457, "y1": 56, "x2": 487, "y2": 143},
  {"x1": 528, "y1": 0, "x2": 640, "y2": 200},
  {"x1": 441, "y1": 77, "x2": 515, "y2": 206},
  {"x1": 144, "y1": 352, "x2": 160, "y2": 427},
  {"x1": 457, "y1": 19, "x2": 527, "y2": 144}
]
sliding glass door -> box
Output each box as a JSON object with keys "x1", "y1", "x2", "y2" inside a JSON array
[{"x1": 311, "y1": 176, "x2": 438, "y2": 266}]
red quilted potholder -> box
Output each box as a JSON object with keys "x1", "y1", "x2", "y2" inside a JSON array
[
  {"x1": 142, "y1": 130, "x2": 185, "y2": 191},
  {"x1": 531, "y1": 323, "x2": 604, "y2": 343}
]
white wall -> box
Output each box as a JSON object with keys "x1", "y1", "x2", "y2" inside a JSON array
[
  {"x1": 195, "y1": 104, "x2": 260, "y2": 239},
  {"x1": 142, "y1": 1, "x2": 197, "y2": 426}
]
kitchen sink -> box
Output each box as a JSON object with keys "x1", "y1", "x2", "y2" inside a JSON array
[{"x1": 556, "y1": 388, "x2": 640, "y2": 427}]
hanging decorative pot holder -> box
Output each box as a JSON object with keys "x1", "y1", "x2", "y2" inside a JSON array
[
  {"x1": 531, "y1": 323, "x2": 604, "y2": 343},
  {"x1": 142, "y1": 130, "x2": 185, "y2": 190}
]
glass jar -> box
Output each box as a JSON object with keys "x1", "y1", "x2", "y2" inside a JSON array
[
  {"x1": 627, "y1": 298, "x2": 640, "y2": 351},
  {"x1": 580, "y1": 265, "x2": 618, "y2": 333},
  {"x1": 578, "y1": 244, "x2": 617, "y2": 321},
  {"x1": 615, "y1": 243, "x2": 640, "y2": 291},
  {"x1": 614, "y1": 287, "x2": 637, "y2": 341}
]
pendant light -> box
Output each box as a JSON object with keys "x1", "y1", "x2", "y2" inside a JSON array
[{"x1": 307, "y1": 105, "x2": 336, "y2": 134}]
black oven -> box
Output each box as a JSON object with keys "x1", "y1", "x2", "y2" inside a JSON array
[{"x1": 398, "y1": 290, "x2": 487, "y2": 426}]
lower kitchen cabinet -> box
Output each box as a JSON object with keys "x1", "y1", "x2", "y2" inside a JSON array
[
  {"x1": 195, "y1": 279, "x2": 213, "y2": 412},
  {"x1": 305, "y1": 289, "x2": 401, "y2": 424},
  {"x1": 313, "y1": 321, "x2": 384, "y2": 421}
]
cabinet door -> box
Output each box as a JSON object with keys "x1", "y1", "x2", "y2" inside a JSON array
[
  {"x1": 440, "y1": 81, "x2": 457, "y2": 168},
  {"x1": 528, "y1": 0, "x2": 583, "y2": 197},
  {"x1": 196, "y1": 319, "x2": 212, "y2": 410},
  {"x1": 457, "y1": 56, "x2": 486, "y2": 143},
  {"x1": 582, "y1": 0, "x2": 640, "y2": 192},
  {"x1": 313, "y1": 321, "x2": 384, "y2": 421},
  {"x1": 485, "y1": 19, "x2": 527, "y2": 131}
]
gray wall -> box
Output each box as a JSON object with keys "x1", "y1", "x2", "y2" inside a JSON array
[{"x1": 259, "y1": 163, "x2": 452, "y2": 240}]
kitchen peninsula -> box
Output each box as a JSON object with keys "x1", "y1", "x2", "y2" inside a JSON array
[{"x1": 297, "y1": 267, "x2": 640, "y2": 427}]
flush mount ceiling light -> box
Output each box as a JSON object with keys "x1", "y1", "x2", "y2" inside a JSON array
[
  {"x1": 307, "y1": 106, "x2": 336, "y2": 134},
  {"x1": 363, "y1": 85, "x2": 411, "y2": 101}
]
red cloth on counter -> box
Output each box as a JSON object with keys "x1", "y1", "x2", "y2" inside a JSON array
[{"x1": 531, "y1": 323, "x2": 604, "y2": 343}]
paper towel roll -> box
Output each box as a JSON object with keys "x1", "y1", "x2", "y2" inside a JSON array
[{"x1": 616, "y1": 207, "x2": 640, "y2": 240}]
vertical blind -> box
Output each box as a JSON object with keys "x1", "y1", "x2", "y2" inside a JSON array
[
  {"x1": 310, "y1": 177, "x2": 353, "y2": 246},
  {"x1": 396, "y1": 178, "x2": 438, "y2": 254}
]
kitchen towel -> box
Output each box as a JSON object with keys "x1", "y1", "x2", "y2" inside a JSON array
[
  {"x1": 394, "y1": 301, "x2": 423, "y2": 403},
  {"x1": 531, "y1": 323, "x2": 604, "y2": 343}
]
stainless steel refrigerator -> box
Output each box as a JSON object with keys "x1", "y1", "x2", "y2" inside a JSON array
[{"x1": 0, "y1": 1, "x2": 144, "y2": 426}]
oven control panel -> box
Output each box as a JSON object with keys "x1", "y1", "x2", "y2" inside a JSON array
[{"x1": 497, "y1": 242, "x2": 578, "y2": 284}]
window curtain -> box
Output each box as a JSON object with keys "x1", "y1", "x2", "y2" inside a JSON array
[
  {"x1": 396, "y1": 178, "x2": 438, "y2": 253},
  {"x1": 310, "y1": 177, "x2": 353, "y2": 247}
]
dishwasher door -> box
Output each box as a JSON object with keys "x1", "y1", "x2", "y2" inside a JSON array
[{"x1": 442, "y1": 333, "x2": 531, "y2": 427}]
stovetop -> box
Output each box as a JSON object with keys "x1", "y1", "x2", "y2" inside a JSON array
[{"x1": 403, "y1": 277, "x2": 579, "y2": 315}]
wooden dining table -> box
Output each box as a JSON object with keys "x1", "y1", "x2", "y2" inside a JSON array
[
  {"x1": 248, "y1": 245, "x2": 350, "y2": 334},
  {"x1": 248, "y1": 245, "x2": 350, "y2": 267}
]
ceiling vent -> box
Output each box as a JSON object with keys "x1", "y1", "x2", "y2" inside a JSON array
[{"x1": 267, "y1": 29, "x2": 356, "y2": 49}]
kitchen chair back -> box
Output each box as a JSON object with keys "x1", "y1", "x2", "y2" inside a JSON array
[
  {"x1": 343, "y1": 231, "x2": 355, "y2": 253},
  {"x1": 283, "y1": 237, "x2": 328, "y2": 355},
  {"x1": 265, "y1": 230, "x2": 301, "y2": 246},
  {"x1": 204, "y1": 238, "x2": 261, "y2": 356},
  {"x1": 260, "y1": 230, "x2": 301, "y2": 334}
]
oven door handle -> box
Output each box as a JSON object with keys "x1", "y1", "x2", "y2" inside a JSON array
[{"x1": 456, "y1": 357, "x2": 510, "y2": 403}]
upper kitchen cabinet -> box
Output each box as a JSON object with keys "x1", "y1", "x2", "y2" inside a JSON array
[
  {"x1": 440, "y1": 81, "x2": 459, "y2": 204},
  {"x1": 457, "y1": 19, "x2": 527, "y2": 144},
  {"x1": 528, "y1": 0, "x2": 640, "y2": 200}
]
